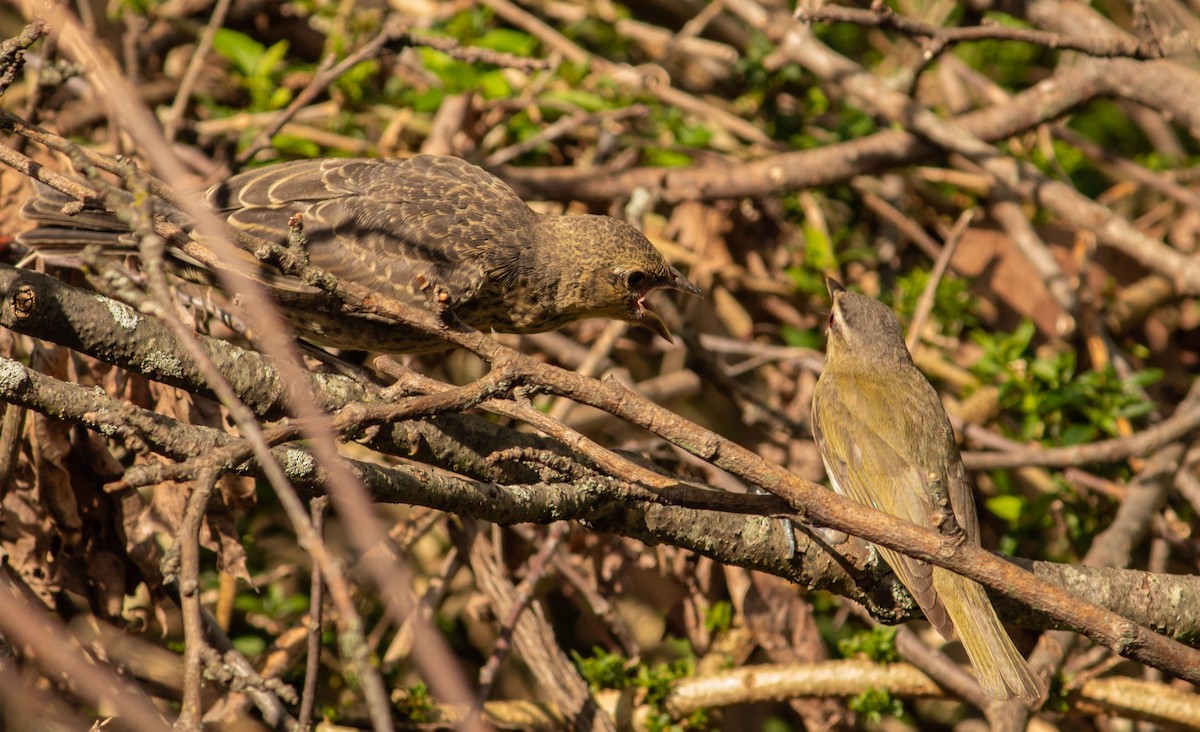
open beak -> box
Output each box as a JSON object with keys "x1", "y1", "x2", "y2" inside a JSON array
[
  {"x1": 824, "y1": 277, "x2": 845, "y2": 334},
  {"x1": 667, "y1": 265, "x2": 703, "y2": 298},
  {"x1": 636, "y1": 266, "x2": 702, "y2": 343}
]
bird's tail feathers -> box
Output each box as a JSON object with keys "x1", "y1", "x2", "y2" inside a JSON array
[
  {"x1": 937, "y1": 570, "x2": 1045, "y2": 701},
  {"x1": 18, "y1": 180, "x2": 136, "y2": 253}
]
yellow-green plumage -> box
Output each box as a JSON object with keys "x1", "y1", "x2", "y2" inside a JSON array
[{"x1": 811, "y1": 279, "x2": 1044, "y2": 701}]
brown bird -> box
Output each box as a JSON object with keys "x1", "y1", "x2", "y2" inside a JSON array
[{"x1": 19, "y1": 155, "x2": 700, "y2": 352}]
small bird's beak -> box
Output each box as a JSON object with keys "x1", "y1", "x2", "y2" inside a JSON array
[
  {"x1": 823, "y1": 277, "x2": 845, "y2": 336},
  {"x1": 639, "y1": 308, "x2": 675, "y2": 343},
  {"x1": 665, "y1": 265, "x2": 703, "y2": 298},
  {"x1": 635, "y1": 266, "x2": 701, "y2": 343}
]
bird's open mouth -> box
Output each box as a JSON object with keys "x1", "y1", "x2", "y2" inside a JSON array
[
  {"x1": 635, "y1": 296, "x2": 672, "y2": 342},
  {"x1": 633, "y1": 265, "x2": 702, "y2": 343}
]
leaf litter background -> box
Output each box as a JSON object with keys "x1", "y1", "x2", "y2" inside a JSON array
[{"x1": 0, "y1": 0, "x2": 1199, "y2": 729}]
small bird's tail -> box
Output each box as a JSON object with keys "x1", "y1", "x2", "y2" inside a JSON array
[
  {"x1": 935, "y1": 568, "x2": 1045, "y2": 701},
  {"x1": 18, "y1": 181, "x2": 136, "y2": 258},
  {"x1": 18, "y1": 181, "x2": 227, "y2": 286}
]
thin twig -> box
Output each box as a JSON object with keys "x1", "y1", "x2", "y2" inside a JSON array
[
  {"x1": 795, "y1": 4, "x2": 1167, "y2": 60},
  {"x1": 906, "y1": 209, "x2": 972, "y2": 353},
  {"x1": 476, "y1": 523, "x2": 569, "y2": 702},
  {"x1": 175, "y1": 468, "x2": 219, "y2": 730},
  {"x1": 296, "y1": 496, "x2": 328, "y2": 732},
  {"x1": 164, "y1": 0, "x2": 233, "y2": 143}
]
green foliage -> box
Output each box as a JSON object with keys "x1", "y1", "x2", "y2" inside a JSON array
[
  {"x1": 1032, "y1": 138, "x2": 1110, "y2": 200},
  {"x1": 848, "y1": 687, "x2": 905, "y2": 723},
  {"x1": 561, "y1": 5, "x2": 634, "y2": 61},
  {"x1": 811, "y1": 21, "x2": 875, "y2": 68},
  {"x1": 785, "y1": 265, "x2": 825, "y2": 297},
  {"x1": 657, "y1": 107, "x2": 714, "y2": 149},
  {"x1": 232, "y1": 634, "x2": 267, "y2": 657},
  {"x1": 269, "y1": 134, "x2": 325, "y2": 159},
  {"x1": 704, "y1": 601, "x2": 733, "y2": 634},
  {"x1": 733, "y1": 31, "x2": 813, "y2": 147},
  {"x1": 573, "y1": 646, "x2": 633, "y2": 692},
  {"x1": 395, "y1": 682, "x2": 436, "y2": 722},
  {"x1": 385, "y1": 7, "x2": 540, "y2": 122},
  {"x1": 837, "y1": 625, "x2": 900, "y2": 664},
  {"x1": 572, "y1": 646, "x2": 707, "y2": 730},
  {"x1": 540, "y1": 88, "x2": 615, "y2": 113},
  {"x1": 474, "y1": 28, "x2": 539, "y2": 56},
  {"x1": 227, "y1": 573, "x2": 310, "y2": 658},
  {"x1": 111, "y1": 0, "x2": 160, "y2": 16},
  {"x1": 802, "y1": 222, "x2": 837, "y2": 275},
  {"x1": 211, "y1": 29, "x2": 295, "y2": 112},
  {"x1": 780, "y1": 325, "x2": 824, "y2": 350},
  {"x1": 419, "y1": 48, "x2": 513, "y2": 99},
  {"x1": 891, "y1": 270, "x2": 979, "y2": 337},
  {"x1": 783, "y1": 193, "x2": 877, "y2": 298},
  {"x1": 234, "y1": 576, "x2": 310, "y2": 617},
  {"x1": 441, "y1": 5, "x2": 497, "y2": 42},
  {"x1": 635, "y1": 655, "x2": 694, "y2": 707},
  {"x1": 1068, "y1": 100, "x2": 1151, "y2": 161},
  {"x1": 736, "y1": 30, "x2": 805, "y2": 92},
  {"x1": 985, "y1": 493, "x2": 1026, "y2": 525},
  {"x1": 643, "y1": 149, "x2": 694, "y2": 167},
  {"x1": 969, "y1": 321, "x2": 1161, "y2": 445},
  {"x1": 983, "y1": 470, "x2": 1095, "y2": 560},
  {"x1": 953, "y1": 12, "x2": 1047, "y2": 90},
  {"x1": 333, "y1": 60, "x2": 380, "y2": 105}
]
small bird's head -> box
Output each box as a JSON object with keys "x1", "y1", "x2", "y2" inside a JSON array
[
  {"x1": 538, "y1": 215, "x2": 702, "y2": 342},
  {"x1": 823, "y1": 278, "x2": 913, "y2": 368}
]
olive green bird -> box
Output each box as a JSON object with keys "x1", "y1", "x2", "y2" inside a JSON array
[
  {"x1": 20, "y1": 155, "x2": 699, "y2": 352},
  {"x1": 811, "y1": 278, "x2": 1044, "y2": 701}
]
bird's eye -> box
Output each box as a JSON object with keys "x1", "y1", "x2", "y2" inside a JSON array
[{"x1": 626, "y1": 271, "x2": 647, "y2": 290}]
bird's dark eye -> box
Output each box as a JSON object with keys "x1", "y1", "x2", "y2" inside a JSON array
[{"x1": 626, "y1": 271, "x2": 647, "y2": 290}]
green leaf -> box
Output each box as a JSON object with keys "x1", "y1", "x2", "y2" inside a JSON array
[
  {"x1": 410, "y1": 87, "x2": 446, "y2": 114},
  {"x1": 268, "y1": 134, "x2": 323, "y2": 158},
  {"x1": 256, "y1": 39, "x2": 290, "y2": 80},
  {"x1": 266, "y1": 86, "x2": 293, "y2": 110},
  {"x1": 1060, "y1": 423, "x2": 1098, "y2": 446},
  {"x1": 780, "y1": 325, "x2": 823, "y2": 349},
  {"x1": 1128, "y1": 368, "x2": 1163, "y2": 387},
  {"x1": 848, "y1": 687, "x2": 904, "y2": 722},
  {"x1": 986, "y1": 494, "x2": 1024, "y2": 524},
  {"x1": 477, "y1": 69, "x2": 512, "y2": 99},
  {"x1": 335, "y1": 59, "x2": 379, "y2": 104},
  {"x1": 212, "y1": 28, "x2": 267, "y2": 76},
  {"x1": 802, "y1": 222, "x2": 836, "y2": 273},
  {"x1": 572, "y1": 647, "x2": 632, "y2": 691},
  {"x1": 475, "y1": 28, "x2": 537, "y2": 56},
  {"x1": 837, "y1": 626, "x2": 899, "y2": 663},
  {"x1": 704, "y1": 601, "x2": 733, "y2": 633},
  {"x1": 419, "y1": 48, "x2": 480, "y2": 92},
  {"x1": 784, "y1": 265, "x2": 826, "y2": 296},
  {"x1": 541, "y1": 88, "x2": 612, "y2": 112},
  {"x1": 643, "y1": 148, "x2": 694, "y2": 167},
  {"x1": 232, "y1": 635, "x2": 266, "y2": 656}
]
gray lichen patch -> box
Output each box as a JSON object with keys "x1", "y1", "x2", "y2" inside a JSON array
[
  {"x1": 98, "y1": 294, "x2": 140, "y2": 330},
  {"x1": 0, "y1": 358, "x2": 31, "y2": 393},
  {"x1": 139, "y1": 351, "x2": 185, "y2": 380}
]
